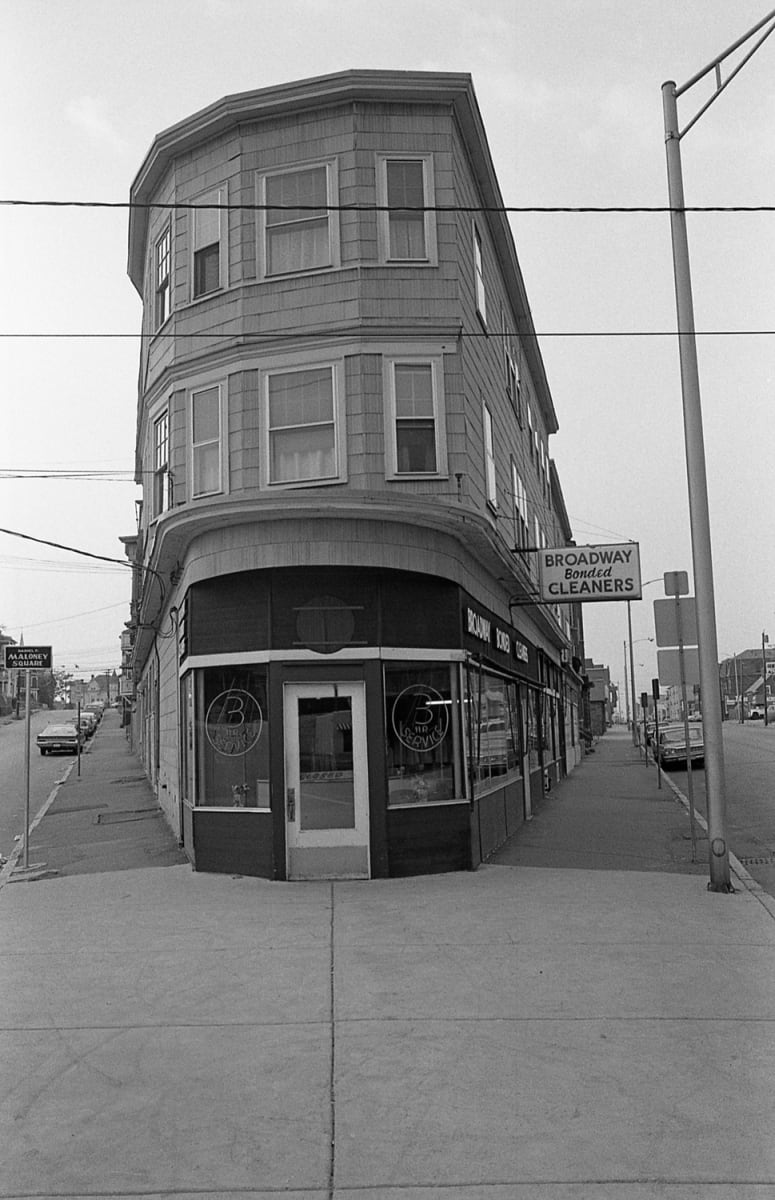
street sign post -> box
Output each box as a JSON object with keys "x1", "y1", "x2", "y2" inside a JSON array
[
  {"x1": 3, "y1": 645, "x2": 52, "y2": 874},
  {"x1": 3, "y1": 645, "x2": 52, "y2": 671},
  {"x1": 654, "y1": 595, "x2": 699, "y2": 859}
]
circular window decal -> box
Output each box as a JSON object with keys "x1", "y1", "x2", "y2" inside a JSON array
[
  {"x1": 391, "y1": 684, "x2": 449, "y2": 752},
  {"x1": 205, "y1": 689, "x2": 263, "y2": 757}
]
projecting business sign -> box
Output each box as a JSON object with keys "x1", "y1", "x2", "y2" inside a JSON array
[
  {"x1": 538, "y1": 543, "x2": 642, "y2": 603},
  {"x1": 3, "y1": 645, "x2": 52, "y2": 670}
]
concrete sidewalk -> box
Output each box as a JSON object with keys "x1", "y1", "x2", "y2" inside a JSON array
[{"x1": 1, "y1": 726, "x2": 774, "y2": 1196}]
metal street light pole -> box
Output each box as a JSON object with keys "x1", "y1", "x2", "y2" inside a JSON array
[
  {"x1": 627, "y1": 578, "x2": 661, "y2": 746},
  {"x1": 763, "y1": 632, "x2": 770, "y2": 727},
  {"x1": 661, "y1": 8, "x2": 775, "y2": 892}
]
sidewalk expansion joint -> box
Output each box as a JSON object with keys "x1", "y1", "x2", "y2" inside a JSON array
[{"x1": 95, "y1": 809, "x2": 163, "y2": 824}]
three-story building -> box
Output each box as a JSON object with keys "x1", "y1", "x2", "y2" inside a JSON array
[{"x1": 124, "y1": 70, "x2": 585, "y2": 879}]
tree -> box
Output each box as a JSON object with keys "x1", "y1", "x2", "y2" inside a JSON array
[{"x1": 36, "y1": 670, "x2": 56, "y2": 709}]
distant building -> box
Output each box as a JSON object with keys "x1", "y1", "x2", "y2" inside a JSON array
[
  {"x1": 719, "y1": 648, "x2": 774, "y2": 717},
  {"x1": 123, "y1": 70, "x2": 586, "y2": 880},
  {"x1": 584, "y1": 659, "x2": 612, "y2": 735}
]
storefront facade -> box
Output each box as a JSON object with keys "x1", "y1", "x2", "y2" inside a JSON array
[{"x1": 163, "y1": 565, "x2": 578, "y2": 878}]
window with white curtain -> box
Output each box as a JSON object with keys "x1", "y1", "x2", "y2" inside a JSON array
[
  {"x1": 191, "y1": 385, "x2": 223, "y2": 497},
  {"x1": 377, "y1": 155, "x2": 436, "y2": 263},
  {"x1": 192, "y1": 187, "x2": 224, "y2": 298},
  {"x1": 259, "y1": 162, "x2": 338, "y2": 277},
  {"x1": 483, "y1": 402, "x2": 497, "y2": 507},
  {"x1": 383, "y1": 357, "x2": 447, "y2": 478},
  {"x1": 265, "y1": 365, "x2": 341, "y2": 485}
]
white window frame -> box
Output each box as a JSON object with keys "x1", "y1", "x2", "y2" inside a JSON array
[
  {"x1": 154, "y1": 224, "x2": 172, "y2": 329},
  {"x1": 261, "y1": 360, "x2": 346, "y2": 489},
  {"x1": 473, "y1": 222, "x2": 487, "y2": 325},
  {"x1": 151, "y1": 408, "x2": 170, "y2": 519},
  {"x1": 376, "y1": 154, "x2": 437, "y2": 264},
  {"x1": 190, "y1": 382, "x2": 227, "y2": 499},
  {"x1": 383, "y1": 355, "x2": 448, "y2": 480},
  {"x1": 256, "y1": 159, "x2": 340, "y2": 280},
  {"x1": 191, "y1": 185, "x2": 226, "y2": 300},
  {"x1": 483, "y1": 402, "x2": 497, "y2": 508},
  {"x1": 511, "y1": 460, "x2": 529, "y2": 550}
]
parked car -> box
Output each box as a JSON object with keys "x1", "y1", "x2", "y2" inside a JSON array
[
  {"x1": 654, "y1": 723, "x2": 704, "y2": 769},
  {"x1": 749, "y1": 707, "x2": 764, "y2": 720},
  {"x1": 37, "y1": 723, "x2": 82, "y2": 756},
  {"x1": 77, "y1": 712, "x2": 98, "y2": 737}
]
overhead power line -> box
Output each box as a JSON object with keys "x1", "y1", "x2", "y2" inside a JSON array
[
  {"x1": 0, "y1": 198, "x2": 773, "y2": 213},
  {"x1": 0, "y1": 328, "x2": 772, "y2": 340}
]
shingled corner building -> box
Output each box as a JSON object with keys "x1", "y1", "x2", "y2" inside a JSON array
[{"x1": 122, "y1": 70, "x2": 587, "y2": 880}]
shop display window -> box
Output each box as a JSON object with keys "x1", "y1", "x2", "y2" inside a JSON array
[
  {"x1": 187, "y1": 667, "x2": 270, "y2": 807},
  {"x1": 464, "y1": 667, "x2": 522, "y2": 792},
  {"x1": 526, "y1": 687, "x2": 541, "y2": 773},
  {"x1": 384, "y1": 663, "x2": 462, "y2": 806}
]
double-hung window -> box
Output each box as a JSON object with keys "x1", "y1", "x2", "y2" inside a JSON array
[
  {"x1": 191, "y1": 384, "x2": 223, "y2": 498},
  {"x1": 506, "y1": 348, "x2": 521, "y2": 424},
  {"x1": 265, "y1": 364, "x2": 342, "y2": 486},
  {"x1": 152, "y1": 410, "x2": 170, "y2": 518},
  {"x1": 260, "y1": 162, "x2": 338, "y2": 277},
  {"x1": 377, "y1": 155, "x2": 436, "y2": 263},
  {"x1": 154, "y1": 226, "x2": 171, "y2": 329},
  {"x1": 384, "y1": 357, "x2": 446, "y2": 478},
  {"x1": 473, "y1": 223, "x2": 487, "y2": 324},
  {"x1": 192, "y1": 187, "x2": 225, "y2": 299},
  {"x1": 483, "y1": 403, "x2": 497, "y2": 507},
  {"x1": 512, "y1": 461, "x2": 529, "y2": 550}
]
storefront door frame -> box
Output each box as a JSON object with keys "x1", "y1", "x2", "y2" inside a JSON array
[{"x1": 283, "y1": 679, "x2": 370, "y2": 880}]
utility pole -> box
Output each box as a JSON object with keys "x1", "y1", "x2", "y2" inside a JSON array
[
  {"x1": 763, "y1": 633, "x2": 770, "y2": 727},
  {"x1": 662, "y1": 8, "x2": 775, "y2": 891}
]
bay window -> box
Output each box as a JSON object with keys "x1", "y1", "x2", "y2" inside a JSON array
[
  {"x1": 484, "y1": 403, "x2": 497, "y2": 507},
  {"x1": 152, "y1": 410, "x2": 170, "y2": 518},
  {"x1": 154, "y1": 225, "x2": 171, "y2": 328},
  {"x1": 473, "y1": 223, "x2": 487, "y2": 324},
  {"x1": 191, "y1": 384, "x2": 223, "y2": 497},
  {"x1": 259, "y1": 161, "x2": 338, "y2": 276},
  {"x1": 192, "y1": 186, "x2": 225, "y2": 298},
  {"x1": 377, "y1": 155, "x2": 436, "y2": 262},
  {"x1": 384, "y1": 357, "x2": 447, "y2": 478},
  {"x1": 265, "y1": 364, "x2": 342, "y2": 485}
]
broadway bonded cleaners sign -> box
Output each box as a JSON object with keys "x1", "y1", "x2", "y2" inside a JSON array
[{"x1": 537, "y1": 543, "x2": 641, "y2": 603}]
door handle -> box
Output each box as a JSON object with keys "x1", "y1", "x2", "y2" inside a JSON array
[{"x1": 286, "y1": 787, "x2": 296, "y2": 821}]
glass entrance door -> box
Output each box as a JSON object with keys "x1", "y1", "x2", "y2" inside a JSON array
[{"x1": 283, "y1": 681, "x2": 370, "y2": 879}]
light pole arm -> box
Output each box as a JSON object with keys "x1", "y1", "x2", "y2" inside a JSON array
[{"x1": 675, "y1": 7, "x2": 775, "y2": 136}]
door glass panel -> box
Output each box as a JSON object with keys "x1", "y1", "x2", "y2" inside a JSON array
[{"x1": 298, "y1": 695, "x2": 355, "y2": 829}]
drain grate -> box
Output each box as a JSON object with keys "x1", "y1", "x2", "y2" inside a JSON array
[
  {"x1": 96, "y1": 809, "x2": 162, "y2": 825},
  {"x1": 739, "y1": 854, "x2": 775, "y2": 867}
]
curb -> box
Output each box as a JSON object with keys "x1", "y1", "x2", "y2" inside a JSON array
[
  {"x1": 658, "y1": 760, "x2": 775, "y2": 920},
  {"x1": 0, "y1": 740, "x2": 90, "y2": 891}
]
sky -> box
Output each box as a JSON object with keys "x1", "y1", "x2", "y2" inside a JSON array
[{"x1": 1, "y1": 0, "x2": 773, "y2": 700}]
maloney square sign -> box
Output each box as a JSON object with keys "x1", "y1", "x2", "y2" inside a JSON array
[{"x1": 537, "y1": 543, "x2": 642, "y2": 603}]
